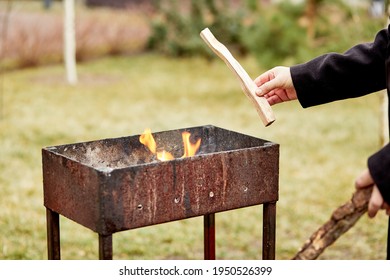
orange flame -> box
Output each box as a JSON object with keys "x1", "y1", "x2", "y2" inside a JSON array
[
  {"x1": 157, "y1": 150, "x2": 175, "y2": 161},
  {"x1": 139, "y1": 129, "x2": 201, "y2": 161},
  {"x1": 181, "y1": 131, "x2": 201, "y2": 158},
  {"x1": 139, "y1": 128, "x2": 156, "y2": 154}
]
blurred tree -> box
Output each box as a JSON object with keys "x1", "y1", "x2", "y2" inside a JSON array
[
  {"x1": 147, "y1": 0, "x2": 384, "y2": 68},
  {"x1": 305, "y1": 0, "x2": 324, "y2": 43},
  {"x1": 147, "y1": 0, "x2": 245, "y2": 57},
  {"x1": 64, "y1": 0, "x2": 77, "y2": 84}
]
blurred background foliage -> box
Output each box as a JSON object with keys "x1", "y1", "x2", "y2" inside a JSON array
[
  {"x1": 147, "y1": 0, "x2": 387, "y2": 68},
  {"x1": 1, "y1": 0, "x2": 388, "y2": 71}
]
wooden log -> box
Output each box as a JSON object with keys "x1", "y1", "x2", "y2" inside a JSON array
[
  {"x1": 292, "y1": 186, "x2": 373, "y2": 260},
  {"x1": 200, "y1": 28, "x2": 275, "y2": 127}
]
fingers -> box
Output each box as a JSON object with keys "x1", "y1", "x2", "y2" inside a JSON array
[
  {"x1": 254, "y1": 69, "x2": 275, "y2": 86},
  {"x1": 383, "y1": 201, "x2": 390, "y2": 216},
  {"x1": 256, "y1": 77, "x2": 282, "y2": 97},
  {"x1": 368, "y1": 186, "x2": 384, "y2": 218},
  {"x1": 263, "y1": 89, "x2": 292, "y2": 105},
  {"x1": 254, "y1": 67, "x2": 296, "y2": 106},
  {"x1": 263, "y1": 94, "x2": 284, "y2": 106},
  {"x1": 254, "y1": 70, "x2": 277, "y2": 96},
  {"x1": 355, "y1": 169, "x2": 374, "y2": 189},
  {"x1": 354, "y1": 169, "x2": 389, "y2": 218}
]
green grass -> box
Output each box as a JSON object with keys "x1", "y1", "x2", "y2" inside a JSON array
[{"x1": 0, "y1": 54, "x2": 388, "y2": 260}]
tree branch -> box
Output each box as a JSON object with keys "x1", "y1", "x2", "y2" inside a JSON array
[{"x1": 292, "y1": 186, "x2": 372, "y2": 260}]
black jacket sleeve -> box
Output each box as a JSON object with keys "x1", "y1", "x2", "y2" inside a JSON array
[
  {"x1": 291, "y1": 28, "x2": 388, "y2": 107},
  {"x1": 290, "y1": 26, "x2": 390, "y2": 204}
]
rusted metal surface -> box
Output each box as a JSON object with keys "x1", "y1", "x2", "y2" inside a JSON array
[{"x1": 42, "y1": 125, "x2": 279, "y2": 236}]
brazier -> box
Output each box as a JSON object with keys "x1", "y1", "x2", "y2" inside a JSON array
[{"x1": 42, "y1": 125, "x2": 279, "y2": 259}]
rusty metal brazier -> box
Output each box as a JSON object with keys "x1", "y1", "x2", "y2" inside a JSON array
[{"x1": 42, "y1": 125, "x2": 279, "y2": 259}]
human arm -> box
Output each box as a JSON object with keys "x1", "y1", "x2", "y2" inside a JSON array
[
  {"x1": 255, "y1": 27, "x2": 389, "y2": 107},
  {"x1": 290, "y1": 28, "x2": 388, "y2": 107},
  {"x1": 254, "y1": 27, "x2": 390, "y2": 215}
]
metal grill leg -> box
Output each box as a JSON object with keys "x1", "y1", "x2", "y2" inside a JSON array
[
  {"x1": 46, "y1": 208, "x2": 61, "y2": 260},
  {"x1": 262, "y1": 202, "x2": 276, "y2": 260},
  {"x1": 99, "y1": 234, "x2": 113, "y2": 260},
  {"x1": 204, "y1": 213, "x2": 216, "y2": 260}
]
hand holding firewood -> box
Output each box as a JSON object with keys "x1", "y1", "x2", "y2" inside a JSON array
[
  {"x1": 293, "y1": 169, "x2": 389, "y2": 260},
  {"x1": 355, "y1": 169, "x2": 390, "y2": 218},
  {"x1": 254, "y1": 66, "x2": 297, "y2": 106}
]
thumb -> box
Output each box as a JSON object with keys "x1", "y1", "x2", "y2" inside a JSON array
[
  {"x1": 355, "y1": 169, "x2": 374, "y2": 189},
  {"x1": 257, "y1": 76, "x2": 281, "y2": 96}
]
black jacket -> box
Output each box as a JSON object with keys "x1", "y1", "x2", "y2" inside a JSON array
[{"x1": 290, "y1": 26, "x2": 390, "y2": 204}]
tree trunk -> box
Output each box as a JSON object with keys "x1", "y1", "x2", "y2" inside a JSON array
[
  {"x1": 64, "y1": 0, "x2": 77, "y2": 85},
  {"x1": 305, "y1": 0, "x2": 317, "y2": 43},
  {"x1": 292, "y1": 187, "x2": 372, "y2": 260}
]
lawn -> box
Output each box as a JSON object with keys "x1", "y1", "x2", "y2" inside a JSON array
[{"x1": 0, "y1": 53, "x2": 388, "y2": 260}]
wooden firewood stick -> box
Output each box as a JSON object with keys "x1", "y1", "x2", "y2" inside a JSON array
[
  {"x1": 200, "y1": 28, "x2": 275, "y2": 127},
  {"x1": 292, "y1": 186, "x2": 373, "y2": 260}
]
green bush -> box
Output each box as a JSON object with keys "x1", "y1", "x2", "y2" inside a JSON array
[
  {"x1": 240, "y1": 1, "x2": 307, "y2": 68},
  {"x1": 147, "y1": 0, "x2": 386, "y2": 68},
  {"x1": 147, "y1": 0, "x2": 246, "y2": 58}
]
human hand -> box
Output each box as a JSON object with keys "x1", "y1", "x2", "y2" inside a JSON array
[
  {"x1": 254, "y1": 66, "x2": 297, "y2": 106},
  {"x1": 355, "y1": 169, "x2": 390, "y2": 218}
]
